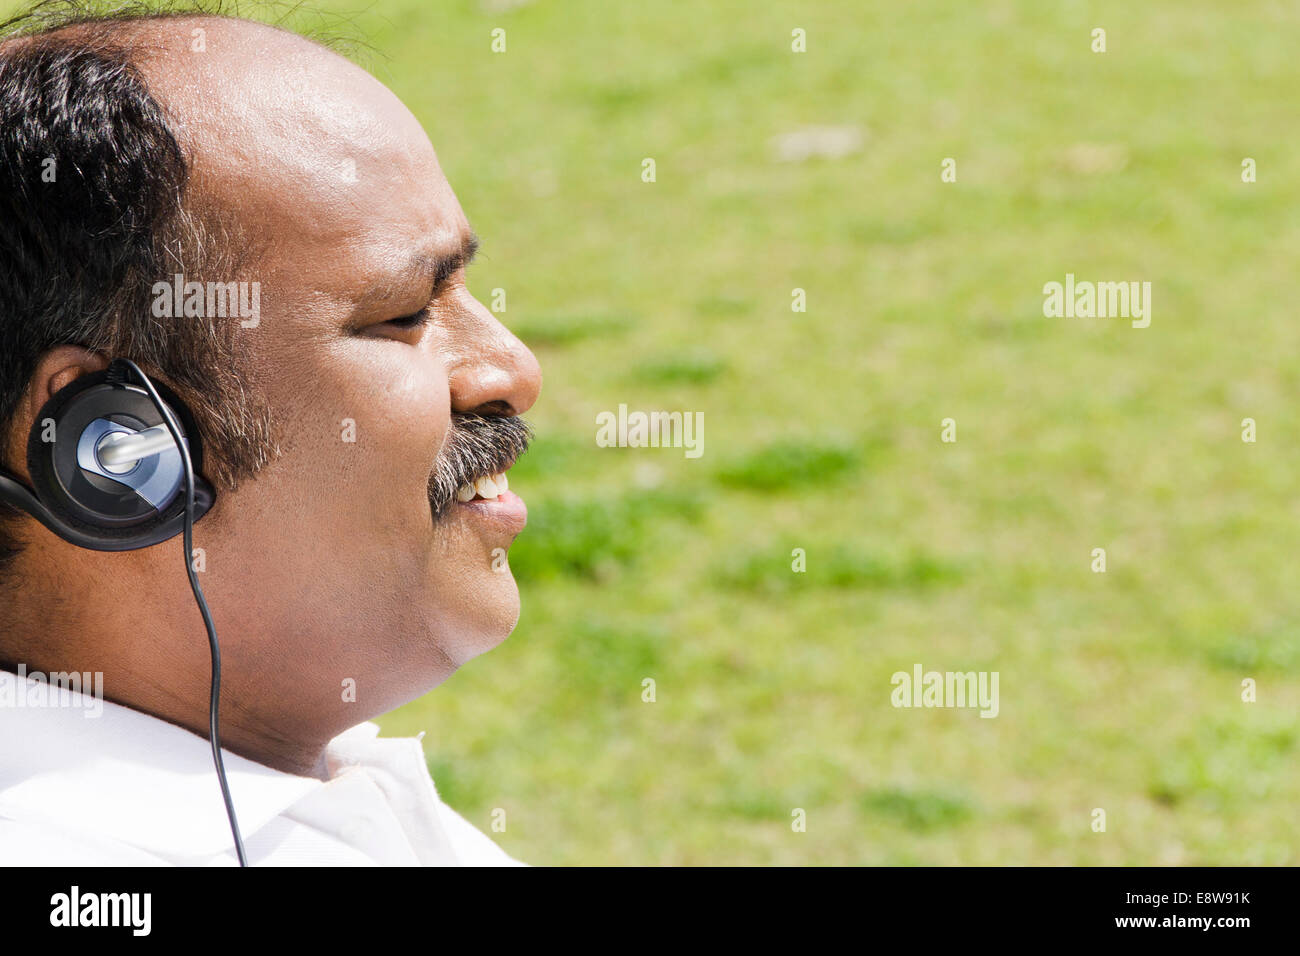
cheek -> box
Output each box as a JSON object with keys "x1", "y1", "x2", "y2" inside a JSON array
[
  {"x1": 341, "y1": 349, "x2": 450, "y2": 527},
  {"x1": 261, "y1": 344, "x2": 451, "y2": 546}
]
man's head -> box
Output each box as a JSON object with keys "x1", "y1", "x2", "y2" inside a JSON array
[{"x1": 0, "y1": 3, "x2": 541, "y2": 773}]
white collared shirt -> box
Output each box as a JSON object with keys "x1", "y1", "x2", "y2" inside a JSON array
[{"x1": 0, "y1": 671, "x2": 524, "y2": 866}]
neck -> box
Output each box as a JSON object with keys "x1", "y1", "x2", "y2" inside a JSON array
[
  {"x1": 5, "y1": 558, "x2": 389, "y2": 781},
  {"x1": 170, "y1": 705, "x2": 335, "y2": 780}
]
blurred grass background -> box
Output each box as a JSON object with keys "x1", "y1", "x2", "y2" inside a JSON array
[
  {"x1": 362, "y1": 0, "x2": 1300, "y2": 865},
  {"x1": 20, "y1": 0, "x2": 1300, "y2": 863}
]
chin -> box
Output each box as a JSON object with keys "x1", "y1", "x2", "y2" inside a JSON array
[{"x1": 433, "y1": 566, "x2": 522, "y2": 667}]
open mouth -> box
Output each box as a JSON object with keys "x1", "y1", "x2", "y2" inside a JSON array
[
  {"x1": 455, "y1": 470, "x2": 510, "y2": 503},
  {"x1": 426, "y1": 413, "x2": 532, "y2": 525},
  {"x1": 448, "y1": 466, "x2": 527, "y2": 535}
]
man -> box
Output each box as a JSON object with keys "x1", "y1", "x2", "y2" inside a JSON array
[{"x1": 0, "y1": 2, "x2": 542, "y2": 865}]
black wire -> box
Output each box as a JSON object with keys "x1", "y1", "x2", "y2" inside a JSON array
[{"x1": 118, "y1": 360, "x2": 248, "y2": 867}]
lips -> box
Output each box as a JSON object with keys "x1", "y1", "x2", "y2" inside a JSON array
[
  {"x1": 456, "y1": 487, "x2": 527, "y2": 535},
  {"x1": 447, "y1": 465, "x2": 526, "y2": 535}
]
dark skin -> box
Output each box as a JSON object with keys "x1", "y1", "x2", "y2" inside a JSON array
[{"x1": 1, "y1": 18, "x2": 541, "y2": 779}]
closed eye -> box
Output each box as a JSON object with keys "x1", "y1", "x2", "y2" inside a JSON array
[
  {"x1": 383, "y1": 270, "x2": 461, "y2": 329},
  {"x1": 359, "y1": 233, "x2": 478, "y2": 336},
  {"x1": 385, "y1": 307, "x2": 430, "y2": 329}
]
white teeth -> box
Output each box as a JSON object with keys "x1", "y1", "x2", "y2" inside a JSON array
[{"x1": 455, "y1": 472, "x2": 510, "y2": 503}]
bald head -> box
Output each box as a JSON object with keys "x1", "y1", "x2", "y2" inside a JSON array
[{"x1": 126, "y1": 16, "x2": 455, "y2": 261}]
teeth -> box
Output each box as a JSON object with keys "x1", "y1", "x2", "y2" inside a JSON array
[{"x1": 455, "y1": 472, "x2": 510, "y2": 504}]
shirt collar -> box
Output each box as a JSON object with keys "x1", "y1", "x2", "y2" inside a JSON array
[{"x1": 0, "y1": 669, "x2": 382, "y2": 860}]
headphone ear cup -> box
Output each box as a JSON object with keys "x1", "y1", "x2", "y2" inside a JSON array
[{"x1": 25, "y1": 368, "x2": 214, "y2": 550}]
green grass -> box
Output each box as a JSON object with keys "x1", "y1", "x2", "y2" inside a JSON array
[
  {"x1": 334, "y1": 0, "x2": 1300, "y2": 865},
  {"x1": 16, "y1": 0, "x2": 1300, "y2": 864}
]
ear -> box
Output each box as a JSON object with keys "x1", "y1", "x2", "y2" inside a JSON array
[{"x1": 3, "y1": 347, "x2": 109, "y2": 480}]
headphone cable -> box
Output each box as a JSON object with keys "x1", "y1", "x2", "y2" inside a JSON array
[{"x1": 118, "y1": 360, "x2": 248, "y2": 867}]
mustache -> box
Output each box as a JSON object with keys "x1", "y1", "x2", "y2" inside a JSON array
[{"x1": 427, "y1": 413, "x2": 532, "y2": 518}]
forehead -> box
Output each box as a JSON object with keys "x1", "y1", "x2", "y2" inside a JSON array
[{"x1": 131, "y1": 17, "x2": 467, "y2": 314}]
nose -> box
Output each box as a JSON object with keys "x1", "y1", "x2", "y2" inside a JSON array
[{"x1": 443, "y1": 290, "x2": 542, "y2": 417}]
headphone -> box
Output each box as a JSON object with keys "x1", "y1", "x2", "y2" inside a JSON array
[{"x1": 0, "y1": 358, "x2": 248, "y2": 866}]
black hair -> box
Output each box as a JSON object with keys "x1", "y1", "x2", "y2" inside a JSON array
[{"x1": 0, "y1": 1, "x2": 279, "y2": 579}]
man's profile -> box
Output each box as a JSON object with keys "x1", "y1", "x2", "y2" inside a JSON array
[{"x1": 0, "y1": 1, "x2": 541, "y2": 866}]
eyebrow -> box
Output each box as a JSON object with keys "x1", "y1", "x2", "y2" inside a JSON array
[
  {"x1": 427, "y1": 231, "x2": 480, "y2": 290},
  {"x1": 358, "y1": 231, "x2": 480, "y2": 310}
]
